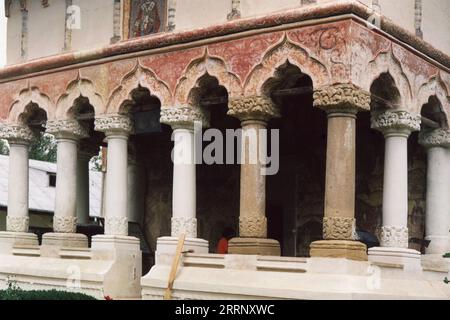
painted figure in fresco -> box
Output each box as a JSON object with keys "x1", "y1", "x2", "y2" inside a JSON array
[{"x1": 132, "y1": 0, "x2": 161, "y2": 37}]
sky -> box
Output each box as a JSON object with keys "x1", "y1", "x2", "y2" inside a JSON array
[{"x1": 0, "y1": 1, "x2": 6, "y2": 67}]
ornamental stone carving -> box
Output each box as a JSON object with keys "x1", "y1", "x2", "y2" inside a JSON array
[
  {"x1": 228, "y1": 96, "x2": 280, "y2": 122},
  {"x1": 94, "y1": 114, "x2": 134, "y2": 136},
  {"x1": 313, "y1": 84, "x2": 371, "y2": 113},
  {"x1": 105, "y1": 216, "x2": 128, "y2": 236},
  {"x1": 0, "y1": 125, "x2": 34, "y2": 144},
  {"x1": 6, "y1": 216, "x2": 29, "y2": 233},
  {"x1": 371, "y1": 110, "x2": 421, "y2": 135},
  {"x1": 171, "y1": 217, "x2": 197, "y2": 238},
  {"x1": 380, "y1": 226, "x2": 409, "y2": 248},
  {"x1": 419, "y1": 128, "x2": 450, "y2": 148},
  {"x1": 323, "y1": 216, "x2": 356, "y2": 240},
  {"x1": 239, "y1": 216, "x2": 267, "y2": 238},
  {"x1": 160, "y1": 107, "x2": 210, "y2": 129},
  {"x1": 53, "y1": 215, "x2": 77, "y2": 233},
  {"x1": 46, "y1": 120, "x2": 89, "y2": 140}
]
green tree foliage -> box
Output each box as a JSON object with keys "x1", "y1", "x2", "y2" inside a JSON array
[
  {"x1": 0, "y1": 139, "x2": 9, "y2": 155},
  {"x1": 29, "y1": 132, "x2": 57, "y2": 163}
]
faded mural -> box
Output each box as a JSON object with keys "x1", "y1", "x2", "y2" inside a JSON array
[{"x1": 129, "y1": 0, "x2": 166, "y2": 38}]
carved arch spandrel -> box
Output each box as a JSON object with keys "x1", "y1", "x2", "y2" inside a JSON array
[
  {"x1": 243, "y1": 35, "x2": 328, "y2": 97},
  {"x1": 55, "y1": 75, "x2": 105, "y2": 119},
  {"x1": 359, "y1": 45, "x2": 413, "y2": 110},
  {"x1": 174, "y1": 49, "x2": 243, "y2": 106},
  {"x1": 416, "y1": 75, "x2": 450, "y2": 127},
  {"x1": 8, "y1": 85, "x2": 55, "y2": 125},
  {"x1": 107, "y1": 60, "x2": 172, "y2": 113}
]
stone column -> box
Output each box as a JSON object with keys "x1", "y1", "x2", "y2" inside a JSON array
[
  {"x1": 369, "y1": 110, "x2": 422, "y2": 270},
  {"x1": 94, "y1": 114, "x2": 133, "y2": 236},
  {"x1": 42, "y1": 120, "x2": 89, "y2": 248},
  {"x1": 309, "y1": 84, "x2": 370, "y2": 261},
  {"x1": 419, "y1": 128, "x2": 450, "y2": 255},
  {"x1": 227, "y1": 96, "x2": 281, "y2": 256},
  {"x1": 76, "y1": 148, "x2": 92, "y2": 225},
  {"x1": 0, "y1": 125, "x2": 38, "y2": 251},
  {"x1": 156, "y1": 107, "x2": 209, "y2": 256}
]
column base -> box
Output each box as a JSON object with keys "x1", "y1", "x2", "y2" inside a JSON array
[
  {"x1": 41, "y1": 233, "x2": 88, "y2": 248},
  {"x1": 0, "y1": 232, "x2": 39, "y2": 254},
  {"x1": 228, "y1": 238, "x2": 281, "y2": 256},
  {"x1": 368, "y1": 247, "x2": 422, "y2": 272},
  {"x1": 425, "y1": 236, "x2": 450, "y2": 255},
  {"x1": 309, "y1": 240, "x2": 368, "y2": 261},
  {"x1": 156, "y1": 236, "x2": 209, "y2": 255}
]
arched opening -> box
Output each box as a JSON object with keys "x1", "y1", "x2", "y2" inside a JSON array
[
  {"x1": 263, "y1": 62, "x2": 326, "y2": 257},
  {"x1": 369, "y1": 72, "x2": 401, "y2": 112}
]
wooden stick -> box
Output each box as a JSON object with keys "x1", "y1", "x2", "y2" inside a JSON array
[{"x1": 163, "y1": 234, "x2": 186, "y2": 300}]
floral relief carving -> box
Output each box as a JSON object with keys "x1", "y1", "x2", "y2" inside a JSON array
[
  {"x1": 160, "y1": 107, "x2": 210, "y2": 129},
  {"x1": 94, "y1": 114, "x2": 134, "y2": 136},
  {"x1": 46, "y1": 119, "x2": 89, "y2": 140},
  {"x1": 228, "y1": 96, "x2": 280, "y2": 122},
  {"x1": 0, "y1": 125, "x2": 35, "y2": 144},
  {"x1": 313, "y1": 84, "x2": 371, "y2": 112},
  {"x1": 53, "y1": 216, "x2": 77, "y2": 233},
  {"x1": 419, "y1": 128, "x2": 450, "y2": 148},
  {"x1": 371, "y1": 110, "x2": 421, "y2": 134},
  {"x1": 171, "y1": 217, "x2": 197, "y2": 238},
  {"x1": 380, "y1": 226, "x2": 408, "y2": 248},
  {"x1": 105, "y1": 217, "x2": 128, "y2": 236},
  {"x1": 323, "y1": 216, "x2": 356, "y2": 240},
  {"x1": 6, "y1": 216, "x2": 29, "y2": 233},
  {"x1": 239, "y1": 216, "x2": 267, "y2": 238}
]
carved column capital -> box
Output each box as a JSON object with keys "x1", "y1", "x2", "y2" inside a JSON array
[
  {"x1": 46, "y1": 120, "x2": 89, "y2": 140},
  {"x1": 53, "y1": 215, "x2": 77, "y2": 233},
  {"x1": 161, "y1": 107, "x2": 210, "y2": 130},
  {"x1": 380, "y1": 226, "x2": 408, "y2": 248},
  {"x1": 313, "y1": 84, "x2": 370, "y2": 114},
  {"x1": 6, "y1": 216, "x2": 29, "y2": 233},
  {"x1": 371, "y1": 110, "x2": 421, "y2": 136},
  {"x1": 323, "y1": 217, "x2": 356, "y2": 240},
  {"x1": 419, "y1": 128, "x2": 450, "y2": 148},
  {"x1": 94, "y1": 114, "x2": 133, "y2": 137},
  {"x1": 228, "y1": 96, "x2": 280, "y2": 122},
  {"x1": 239, "y1": 216, "x2": 267, "y2": 238},
  {"x1": 0, "y1": 125, "x2": 34, "y2": 145}
]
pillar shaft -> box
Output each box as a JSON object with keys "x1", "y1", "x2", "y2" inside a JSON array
[
  {"x1": 161, "y1": 107, "x2": 209, "y2": 239},
  {"x1": 420, "y1": 129, "x2": 450, "y2": 254},
  {"x1": 76, "y1": 152, "x2": 91, "y2": 225},
  {"x1": 323, "y1": 111, "x2": 357, "y2": 240},
  {"x1": 372, "y1": 111, "x2": 421, "y2": 248},
  {"x1": 1, "y1": 126, "x2": 34, "y2": 233},
  {"x1": 95, "y1": 115, "x2": 133, "y2": 236}
]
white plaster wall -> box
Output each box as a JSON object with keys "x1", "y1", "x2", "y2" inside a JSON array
[
  {"x1": 422, "y1": 0, "x2": 450, "y2": 56},
  {"x1": 6, "y1": 0, "x2": 22, "y2": 65},
  {"x1": 71, "y1": 0, "x2": 114, "y2": 51},
  {"x1": 28, "y1": 0, "x2": 65, "y2": 61},
  {"x1": 379, "y1": 0, "x2": 415, "y2": 34},
  {"x1": 174, "y1": 0, "x2": 229, "y2": 31},
  {"x1": 240, "y1": 0, "x2": 300, "y2": 17}
]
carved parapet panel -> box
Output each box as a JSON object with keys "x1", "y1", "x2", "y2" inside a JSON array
[
  {"x1": 228, "y1": 96, "x2": 280, "y2": 122},
  {"x1": 371, "y1": 110, "x2": 421, "y2": 136},
  {"x1": 419, "y1": 128, "x2": 450, "y2": 148},
  {"x1": 380, "y1": 226, "x2": 408, "y2": 248},
  {"x1": 239, "y1": 216, "x2": 267, "y2": 238},
  {"x1": 53, "y1": 215, "x2": 77, "y2": 233},
  {"x1": 160, "y1": 107, "x2": 210, "y2": 130},
  {"x1": 0, "y1": 125, "x2": 34, "y2": 145},
  {"x1": 105, "y1": 216, "x2": 128, "y2": 236},
  {"x1": 46, "y1": 120, "x2": 89, "y2": 140},
  {"x1": 313, "y1": 84, "x2": 370, "y2": 114},
  {"x1": 94, "y1": 114, "x2": 133, "y2": 136},
  {"x1": 171, "y1": 217, "x2": 197, "y2": 238},
  {"x1": 6, "y1": 216, "x2": 29, "y2": 233},
  {"x1": 323, "y1": 216, "x2": 356, "y2": 240}
]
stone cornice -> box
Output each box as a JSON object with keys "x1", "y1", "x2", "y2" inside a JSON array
[
  {"x1": 228, "y1": 96, "x2": 280, "y2": 122},
  {"x1": 0, "y1": 125, "x2": 34, "y2": 144},
  {"x1": 419, "y1": 128, "x2": 450, "y2": 148},
  {"x1": 313, "y1": 84, "x2": 371, "y2": 113},
  {"x1": 46, "y1": 119, "x2": 89, "y2": 140},
  {"x1": 371, "y1": 110, "x2": 421, "y2": 135},
  {"x1": 94, "y1": 114, "x2": 133, "y2": 136},
  {"x1": 160, "y1": 107, "x2": 210, "y2": 129},
  {"x1": 1, "y1": 0, "x2": 449, "y2": 81}
]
